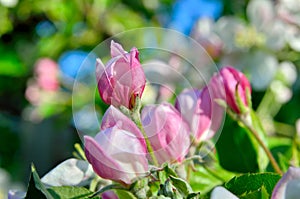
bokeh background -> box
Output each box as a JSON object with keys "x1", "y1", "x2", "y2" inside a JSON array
[{"x1": 1, "y1": 0, "x2": 300, "y2": 197}]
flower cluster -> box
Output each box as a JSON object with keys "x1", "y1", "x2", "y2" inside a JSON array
[{"x1": 84, "y1": 41, "x2": 251, "y2": 187}]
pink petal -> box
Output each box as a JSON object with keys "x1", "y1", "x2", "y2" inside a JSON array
[
  {"x1": 84, "y1": 128, "x2": 148, "y2": 185},
  {"x1": 110, "y1": 40, "x2": 128, "y2": 62},
  {"x1": 142, "y1": 103, "x2": 190, "y2": 165},
  {"x1": 101, "y1": 106, "x2": 146, "y2": 149}
]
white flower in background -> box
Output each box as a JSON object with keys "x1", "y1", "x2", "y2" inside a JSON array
[
  {"x1": 277, "y1": 0, "x2": 300, "y2": 26},
  {"x1": 276, "y1": 0, "x2": 300, "y2": 51},
  {"x1": 244, "y1": 51, "x2": 278, "y2": 91},
  {"x1": 0, "y1": 169, "x2": 9, "y2": 198},
  {"x1": 192, "y1": 17, "x2": 223, "y2": 59},
  {"x1": 0, "y1": 0, "x2": 18, "y2": 7},
  {"x1": 0, "y1": 168, "x2": 25, "y2": 199},
  {"x1": 272, "y1": 167, "x2": 300, "y2": 199},
  {"x1": 211, "y1": 186, "x2": 238, "y2": 199},
  {"x1": 270, "y1": 80, "x2": 292, "y2": 103},
  {"x1": 269, "y1": 61, "x2": 297, "y2": 103},
  {"x1": 191, "y1": 0, "x2": 299, "y2": 91},
  {"x1": 247, "y1": 0, "x2": 286, "y2": 50},
  {"x1": 220, "y1": 50, "x2": 278, "y2": 91},
  {"x1": 296, "y1": 119, "x2": 300, "y2": 137},
  {"x1": 214, "y1": 17, "x2": 245, "y2": 53},
  {"x1": 277, "y1": 62, "x2": 297, "y2": 86},
  {"x1": 284, "y1": 25, "x2": 300, "y2": 52}
]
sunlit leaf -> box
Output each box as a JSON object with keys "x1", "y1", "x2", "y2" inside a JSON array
[
  {"x1": 25, "y1": 164, "x2": 54, "y2": 199},
  {"x1": 48, "y1": 186, "x2": 100, "y2": 199},
  {"x1": 225, "y1": 173, "x2": 281, "y2": 198}
]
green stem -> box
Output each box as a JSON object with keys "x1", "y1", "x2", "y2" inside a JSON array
[
  {"x1": 91, "y1": 184, "x2": 127, "y2": 198},
  {"x1": 130, "y1": 96, "x2": 159, "y2": 167},
  {"x1": 227, "y1": 108, "x2": 283, "y2": 175},
  {"x1": 74, "y1": 143, "x2": 86, "y2": 160},
  {"x1": 256, "y1": 88, "x2": 273, "y2": 117},
  {"x1": 242, "y1": 118, "x2": 283, "y2": 175},
  {"x1": 132, "y1": 111, "x2": 159, "y2": 167},
  {"x1": 291, "y1": 139, "x2": 300, "y2": 167}
]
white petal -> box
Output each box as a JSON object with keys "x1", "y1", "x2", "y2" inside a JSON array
[{"x1": 211, "y1": 186, "x2": 239, "y2": 199}]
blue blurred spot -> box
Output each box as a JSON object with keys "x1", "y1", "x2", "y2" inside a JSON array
[
  {"x1": 169, "y1": 0, "x2": 223, "y2": 35},
  {"x1": 72, "y1": 22, "x2": 86, "y2": 36},
  {"x1": 36, "y1": 21, "x2": 56, "y2": 37},
  {"x1": 58, "y1": 50, "x2": 97, "y2": 80}
]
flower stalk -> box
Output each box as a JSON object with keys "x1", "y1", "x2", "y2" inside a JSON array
[
  {"x1": 240, "y1": 115, "x2": 283, "y2": 175},
  {"x1": 236, "y1": 87, "x2": 282, "y2": 174},
  {"x1": 130, "y1": 96, "x2": 159, "y2": 167}
]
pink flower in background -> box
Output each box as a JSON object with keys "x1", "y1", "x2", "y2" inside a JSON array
[
  {"x1": 35, "y1": 58, "x2": 59, "y2": 91},
  {"x1": 210, "y1": 66, "x2": 251, "y2": 114},
  {"x1": 25, "y1": 58, "x2": 60, "y2": 106},
  {"x1": 25, "y1": 83, "x2": 41, "y2": 106},
  {"x1": 141, "y1": 103, "x2": 190, "y2": 165},
  {"x1": 175, "y1": 87, "x2": 223, "y2": 142},
  {"x1": 96, "y1": 41, "x2": 146, "y2": 109},
  {"x1": 84, "y1": 107, "x2": 148, "y2": 185}
]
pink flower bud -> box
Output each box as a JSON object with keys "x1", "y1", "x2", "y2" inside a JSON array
[
  {"x1": 210, "y1": 66, "x2": 251, "y2": 114},
  {"x1": 96, "y1": 41, "x2": 146, "y2": 109},
  {"x1": 84, "y1": 107, "x2": 148, "y2": 185},
  {"x1": 141, "y1": 103, "x2": 190, "y2": 165},
  {"x1": 175, "y1": 87, "x2": 223, "y2": 142}
]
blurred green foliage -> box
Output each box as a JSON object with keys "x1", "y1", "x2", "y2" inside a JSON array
[
  {"x1": 0, "y1": 0, "x2": 299, "y2": 197},
  {"x1": 0, "y1": 0, "x2": 174, "y2": 188}
]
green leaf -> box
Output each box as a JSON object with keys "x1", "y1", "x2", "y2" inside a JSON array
[
  {"x1": 268, "y1": 136, "x2": 292, "y2": 172},
  {"x1": 25, "y1": 164, "x2": 54, "y2": 199},
  {"x1": 149, "y1": 195, "x2": 172, "y2": 199},
  {"x1": 48, "y1": 186, "x2": 99, "y2": 199},
  {"x1": 158, "y1": 179, "x2": 174, "y2": 198},
  {"x1": 225, "y1": 173, "x2": 281, "y2": 198},
  {"x1": 158, "y1": 164, "x2": 178, "y2": 184},
  {"x1": 164, "y1": 165, "x2": 178, "y2": 177},
  {"x1": 187, "y1": 192, "x2": 200, "y2": 199},
  {"x1": 115, "y1": 189, "x2": 137, "y2": 199},
  {"x1": 189, "y1": 164, "x2": 235, "y2": 195},
  {"x1": 249, "y1": 110, "x2": 269, "y2": 171},
  {"x1": 169, "y1": 175, "x2": 193, "y2": 196},
  {"x1": 158, "y1": 178, "x2": 184, "y2": 199},
  {"x1": 130, "y1": 178, "x2": 150, "y2": 199},
  {"x1": 90, "y1": 184, "x2": 126, "y2": 197},
  {"x1": 0, "y1": 45, "x2": 26, "y2": 77},
  {"x1": 235, "y1": 186, "x2": 269, "y2": 199},
  {"x1": 216, "y1": 116, "x2": 258, "y2": 173},
  {"x1": 261, "y1": 186, "x2": 269, "y2": 199}
]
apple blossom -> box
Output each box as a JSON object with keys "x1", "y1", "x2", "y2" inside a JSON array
[
  {"x1": 175, "y1": 87, "x2": 223, "y2": 142},
  {"x1": 141, "y1": 103, "x2": 190, "y2": 165},
  {"x1": 210, "y1": 66, "x2": 251, "y2": 114},
  {"x1": 96, "y1": 41, "x2": 146, "y2": 109},
  {"x1": 84, "y1": 107, "x2": 148, "y2": 185}
]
